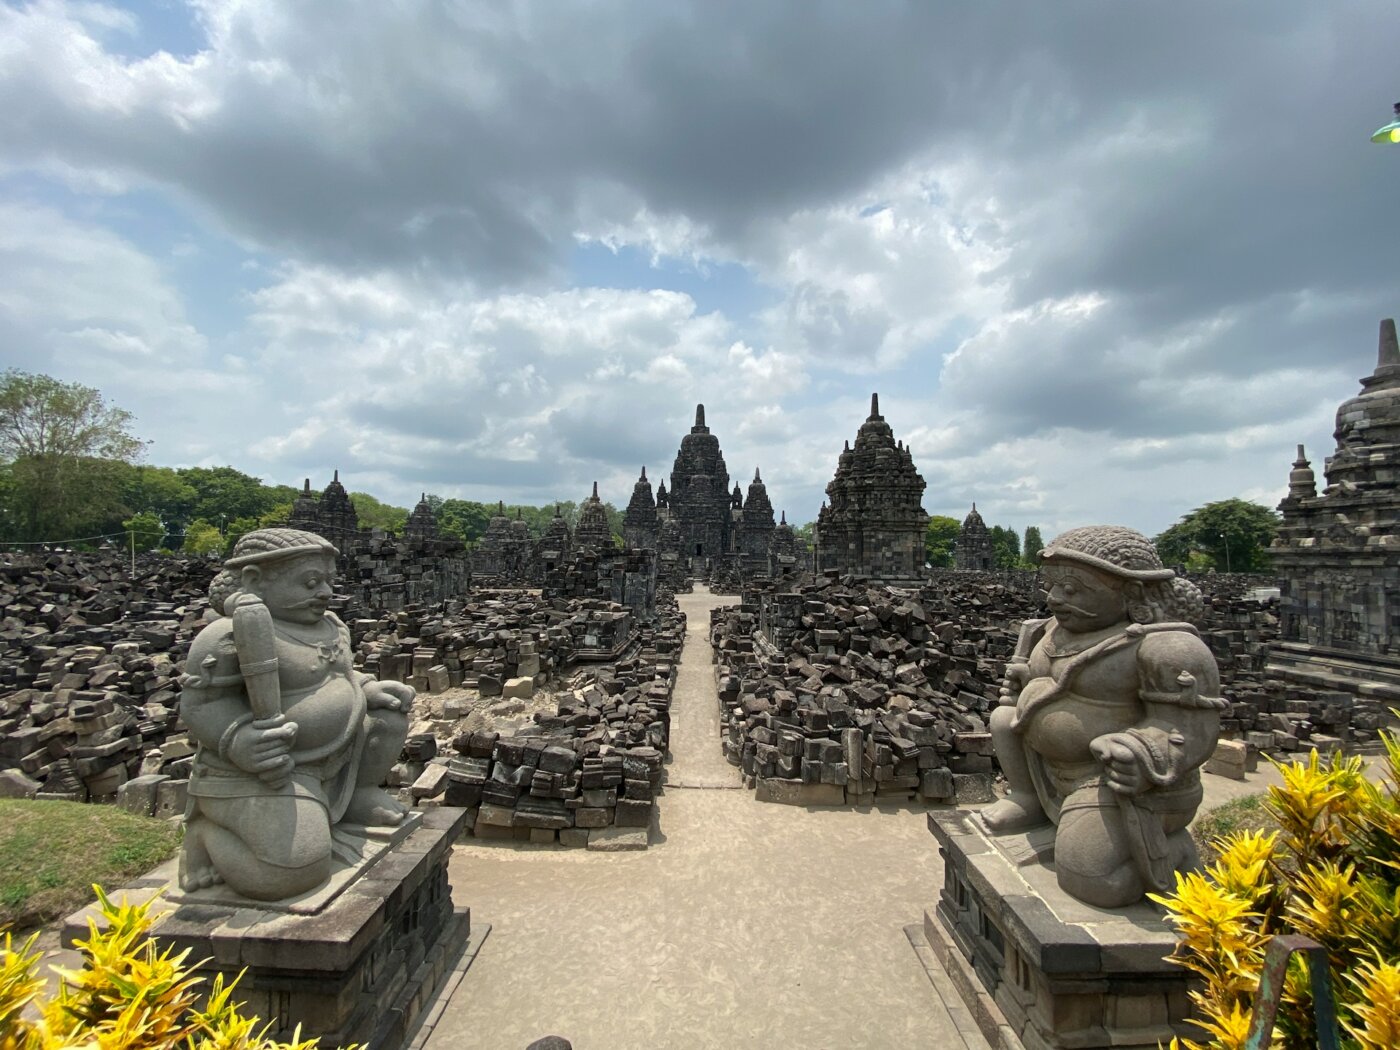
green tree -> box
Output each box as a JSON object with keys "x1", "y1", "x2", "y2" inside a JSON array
[
  {"x1": 181, "y1": 518, "x2": 225, "y2": 556},
  {"x1": 0, "y1": 371, "x2": 146, "y2": 543},
  {"x1": 925, "y1": 515, "x2": 960, "y2": 568},
  {"x1": 1022, "y1": 525, "x2": 1044, "y2": 567},
  {"x1": 177, "y1": 466, "x2": 286, "y2": 526},
  {"x1": 1154, "y1": 498, "x2": 1280, "y2": 572},
  {"x1": 225, "y1": 515, "x2": 262, "y2": 551},
  {"x1": 350, "y1": 492, "x2": 409, "y2": 534},
  {"x1": 988, "y1": 525, "x2": 1021, "y2": 569},
  {"x1": 116, "y1": 464, "x2": 198, "y2": 533},
  {"x1": 258, "y1": 502, "x2": 293, "y2": 528},
  {"x1": 435, "y1": 498, "x2": 494, "y2": 547},
  {"x1": 122, "y1": 511, "x2": 165, "y2": 552}
]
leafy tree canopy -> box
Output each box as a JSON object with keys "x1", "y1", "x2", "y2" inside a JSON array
[
  {"x1": 1154, "y1": 498, "x2": 1280, "y2": 572},
  {"x1": 122, "y1": 511, "x2": 165, "y2": 552},
  {"x1": 350, "y1": 492, "x2": 409, "y2": 534},
  {"x1": 988, "y1": 524, "x2": 1022, "y2": 569},
  {"x1": 181, "y1": 518, "x2": 224, "y2": 556},
  {"x1": 176, "y1": 466, "x2": 288, "y2": 525},
  {"x1": 1023, "y1": 525, "x2": 1044, "y2": 566},
  {"x1": 926, "y1": 515, "x2": 960, "y2": 568},
  {"x1": 0, "y1": 372, "x2": 147, "y2": 544},
  {"x1": 0, "y1": 370, "x2": 145, "y2": 462}
]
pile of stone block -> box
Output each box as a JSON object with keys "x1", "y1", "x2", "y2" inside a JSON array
[
  {"x1": 712, "y1": 573, "x2": 1045, "y2": 806},
  {"x1": 350, "y1": 593, "x2": 576, "y2": 697},
  {"x1": 542, "y1": 547, "x2": 658, "y2": 625},
  {"x1": 339, "y1": 533, "x2": 471, "y2": 614},
  {"x1": 350, "y1": 592, "x2": 650, "y2": 696},
  {"x1": 404, "y1": 594, "x2": 688, "y2": 847},
  {"x1": 0, "y1": 551, "x2": 217, "y2": 801},
  {"x1": 1190, "y1": 580, "x2": 1382, "y2": 757}
]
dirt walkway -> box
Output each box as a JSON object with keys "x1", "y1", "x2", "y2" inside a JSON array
[
  {"x1": 663, "y1": 588, "x2": 743, "y2": 789},
  {"x1": 425, "y1": 586, "x2": 985, "y2": 1050}
]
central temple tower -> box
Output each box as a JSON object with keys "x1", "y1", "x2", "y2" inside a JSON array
[{"x1": 665, "y1": 404, "x2": 735, "y2": 568}]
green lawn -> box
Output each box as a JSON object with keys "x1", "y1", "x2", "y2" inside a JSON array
[
  {"x1": 0, "y1": 799, "x2": 180, "y2": 931},
  {"x1": 1191, "y1": 791, "x2": 1278, "y2": 866}
]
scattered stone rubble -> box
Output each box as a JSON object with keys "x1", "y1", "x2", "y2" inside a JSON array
[
  {"x1": 393, "y1": 592, "x2": 688, "y2": 848},
  {"x1": 0, "y1": 551, "x2": 217, "y2": 804},
  {"x1": 713, "y1": 570, "x2": 1377, "y2": 805},
  {"x1": 711, "y1": 573, "x2": 1043, "y2": 807}
]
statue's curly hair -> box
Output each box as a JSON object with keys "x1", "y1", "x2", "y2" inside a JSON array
[
  {"x1": 1042, "y1": 524, "x2": 1202, "y2": 625},
  {"x1": 207, "y1": 527, "x2": 337, "y2": 615},
  {"x1": 1126, "y1": 575, "x2": 1204, "y2": 626},
  {"x1": 1042, "y1": 525, "x2": 1171, "y2": 579}
]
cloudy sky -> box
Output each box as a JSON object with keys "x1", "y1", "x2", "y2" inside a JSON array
[{"x1": 2, "y1": 1, "x2": 1397, "y2": 536}]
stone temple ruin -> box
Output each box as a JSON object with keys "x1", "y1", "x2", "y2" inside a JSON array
[
  {"x1": 815, "y1": 394, "x2": 928, "y2": 582},
  {"x1": 1270, "y1": 318, "x2": 1400, "y2": 716},
  {"x1": 955, "y1": 503, "x2": 993, "y2": 570},
  {"x1": 10, "y1": 324, "x2": 1400, "y2": 1049}
]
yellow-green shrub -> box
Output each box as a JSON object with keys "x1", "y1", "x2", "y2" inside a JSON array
[
  {"x1": 0, "y1": 886, "x2": 328, "y2": 1050},
  {"x1": 1154, "y1": 734, "x2": 1400, "y2": 1049}
]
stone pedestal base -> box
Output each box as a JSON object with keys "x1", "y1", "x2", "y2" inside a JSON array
[
  {"x1": 925, "y1": 810, "x2": 1196, "y2": 1050},
  {"x1": 64, "y1": 807, "x2": 473, "y2": 1050}
]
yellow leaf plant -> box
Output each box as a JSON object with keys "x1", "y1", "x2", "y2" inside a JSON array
[
  {"x1": 0, "y1": 887, "x2": 332, "y2": 1050},
  {"x1": 1154, "y1": 730, "x2": 1400, "y2": 1050}
]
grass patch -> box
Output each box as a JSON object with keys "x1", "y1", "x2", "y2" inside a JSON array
[
  {"x1": 0, "y1": 799, "x2": 180, "y2": 931},
  {"x1": 1192, "y1": 792, "x2": 1279, "y2": 866}
]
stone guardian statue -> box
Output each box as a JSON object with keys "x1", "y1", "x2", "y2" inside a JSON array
[
  {"x1": 177, "y1": 528, "x2": 414, "y2": 901},
  {"x1": 982, "y1": 526, "x2": 1226, "y2": 908}
]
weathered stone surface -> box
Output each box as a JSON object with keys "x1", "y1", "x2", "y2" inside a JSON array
[
  {"x1": 65, "y1": 808, "x2": 470, "y2": 1050},
  {"x1": 929, "y1": 811, "x2": 1194, "y2": 1050},
  {"x1": 814, "y1": 394, "x2": 927, "y2": 582},
  {"x1": 586, "y1": 826, "x2": 648, "y2": 851},
  {"x1": 502, "y1": 676, "x2": 534, "y2": 699},
  {"x1": 754, "y1": 777, "x2": 844, "y2": 806},
  {"x1": 1269, "y1": 318, "x2": 1400, "y2": 730},
  {"x1": 982, "y1": 526, "x2": 1224, "y2": 908},
  {"x1": 176, "y1": 528, "x2": 415, "y2": 902},
  {"x1": 1204, "y1": 738, "x2": 1250, "y2": 780},
  {"x1": 0, "y1": 768, "x2": 40, "y2": 799}
]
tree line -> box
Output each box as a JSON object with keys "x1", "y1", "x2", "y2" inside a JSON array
[
  {"x1": 924, "y1": 516, "x2": 1044, "y2": 569},
  {"x1": 1, "y1": 370, "x2": 1284, "y2": 569},
  {"x1": 924, "y1": 498, "x2": 1281, "y2": 574},
  {"x1": 0, "y1": 370, "x2": 622, "y2": 555}
]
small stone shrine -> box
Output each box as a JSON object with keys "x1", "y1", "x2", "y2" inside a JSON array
[
  {"x1": 403, "y1": 492, "x2": 438, "y2": 546},
  {"x1": 287, "y1": 470, "x2": 360, "y2": 542},
  {"x1": 622, "y1": 467, "x2": 660, "y2": 550},
  {"x1": 956, "y1": 503, "x2": 995, "y2": 570},
  {"x1": 738, "y1": 469, "x2": 776, "y2": 576},
  {"x1": 474, "y1": 501, "x2": 530, "y2": 580},
  {"x1": 66, "y1": 529, "x2": 471, "y2": 1049},
  {"x1": 533, "y1": 504, "x2": 573, "y2": 576},
  {"x1": 574, "y1": 482, "x2": 615, "y2": 551},
  {"x1": 925, "y1": 526, "x2": 1224, "y2": 1050},
  {"x1": 815, "y1": 394, "x2": 928, "y2": 582},
  {"x1": 1268, "y1": 317, "x2": 1400, "y2": 709}
]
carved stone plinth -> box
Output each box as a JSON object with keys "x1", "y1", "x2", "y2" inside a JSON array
[
  {"x1": 64, "y1": 807, "x2": 474, "y2": 1050},
  {"x1": 923, "y1": 810, "x2": 1197, "y2": 1050}
]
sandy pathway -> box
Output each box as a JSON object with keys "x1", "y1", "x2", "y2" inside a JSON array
[{"x1": 425, "y1": 586, "x2": 984, "y2": 1050}]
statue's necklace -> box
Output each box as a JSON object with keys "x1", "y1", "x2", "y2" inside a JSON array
[
  {"x1": 1042, "y1": 624, "x2": 1128, "y2": 658},
  {"x1": 275, "y1": 621, "x2": 345, "y2": 666}
]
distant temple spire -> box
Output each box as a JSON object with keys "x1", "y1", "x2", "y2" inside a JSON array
[
  {"x1": 869, "y1": 392, "x2": 880, "y2": 419},
  {"x1": 695, "y1": 404, "x2": 706, "y2": 428},
  {"x1": 1380, "y1": 318, "x2": 1399, "y2": 369}
]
